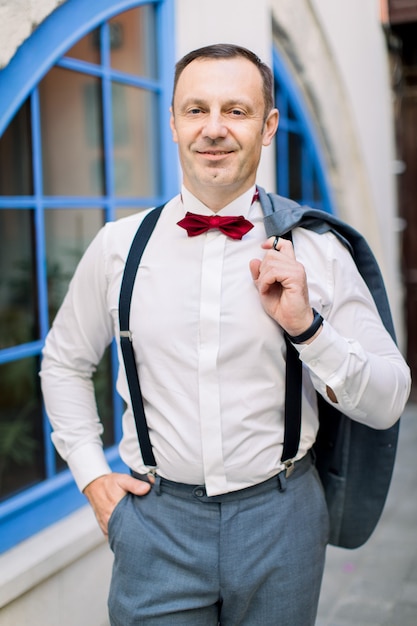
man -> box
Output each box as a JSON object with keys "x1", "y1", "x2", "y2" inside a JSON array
[{"x1": 40, "y1": 44, "x2": 411, "y2": 625}]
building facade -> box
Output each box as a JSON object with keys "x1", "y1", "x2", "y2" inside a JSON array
[
  {"x1": 383, "y1": 0, "x2": 417, "y2": 400},
  {"x1": 0, "y1": 1, "x2": 407, "y2": 624}
]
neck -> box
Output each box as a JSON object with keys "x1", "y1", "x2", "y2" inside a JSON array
[{"x1": 183, "y1": 183, "x2": 255, "y2": 213}]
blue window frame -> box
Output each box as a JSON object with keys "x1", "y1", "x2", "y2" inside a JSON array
[
  {"x1": 273, "y1": 49, "x2": 334, "y2": 214},
  {"x1": 0, "y1": 0, "x2": 176, "y2": 552}
]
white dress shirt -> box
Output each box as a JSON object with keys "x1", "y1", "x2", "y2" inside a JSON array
[{"x1": 40, "y1": 186, "x2": 411, "y2": 495}]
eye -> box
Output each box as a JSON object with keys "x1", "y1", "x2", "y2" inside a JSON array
[
  {"x1": 230, "y1": 109, "x2": 245, "y2": 117},
  {"x1": 187, "y1": 107, "x2": 203, "y2": 115}
]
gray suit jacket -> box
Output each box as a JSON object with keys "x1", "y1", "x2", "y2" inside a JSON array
[{"x1": 258, "y1": 187, "x2": 400, "y2": 549}]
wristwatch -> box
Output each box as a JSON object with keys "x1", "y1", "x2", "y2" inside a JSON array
[{"x1": 285, "y1": 308, "x2": 323, "y2": 344}]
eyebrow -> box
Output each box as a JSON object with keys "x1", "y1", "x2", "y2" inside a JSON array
[{"x1": 177, "y1": 97, "x2": 255, "y2": 112}]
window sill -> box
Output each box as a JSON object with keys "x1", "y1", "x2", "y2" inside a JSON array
[{"x1": 0, "y1": 504, "x2": 105, "y2": 608}]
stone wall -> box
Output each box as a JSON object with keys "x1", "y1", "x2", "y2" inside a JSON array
[{"x1": 0, "y1": 0, "x2": 67, "y2": 68}]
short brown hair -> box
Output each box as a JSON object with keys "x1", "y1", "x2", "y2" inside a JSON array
[{"x1": 172, "y1": 43, "x2": 274, "y2": 117}]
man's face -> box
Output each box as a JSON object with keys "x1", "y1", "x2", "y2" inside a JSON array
[{"x1": 170, "y1": 57, "x2": 278, "y2": 207}]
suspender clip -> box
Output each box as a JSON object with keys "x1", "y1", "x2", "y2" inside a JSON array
[
  {"x1": 284, "y1": 459, "x2": 295, "y2": 478},
  {"x1": 120, "y1": 330, "x2": 133, "y2": 341}
]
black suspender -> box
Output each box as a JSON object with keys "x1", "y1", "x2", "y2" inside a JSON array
[
  {"x1": 280, "y1": 230, "x2": 303, "y2": 469},
  {"x1": 118, "y1": 206, "x2": 164, "y2": 467},
  {"x1": 118, "y1": 205, "x2": 302, "y2": 470},
  {"x1": 282, "y1": 336, "x2": 303, "y2": 467}
]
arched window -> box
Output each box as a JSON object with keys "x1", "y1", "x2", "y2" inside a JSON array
[
  {"x1": 273, "y1": 49, "x2": 334, "y2": 214},
  {"x1": 0, "y1": 0, "x2": 176, "y2": 552}
]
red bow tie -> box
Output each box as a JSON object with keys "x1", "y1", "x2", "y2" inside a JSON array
[{"x1": 177, "y1": 213, "x2": 254, "y2": 240}]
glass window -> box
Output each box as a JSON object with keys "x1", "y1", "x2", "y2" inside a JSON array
[
  {"x1": 94, "y1": 347, "x2": 115, "y2": 449},
  {"x1": 0, "y1": 356, "x2": 44, "y2": 500},
  {"x1": 0, "y1": 210, "x2": 38, "y2": 348},
  {"x1": 65, "y1": 29, "x2": 101, "y2": 64},
  {"x1": 0, "y1": 0, "x2": 175, "y2": 551},
  {"x1": 39, "y1": 69, "x2": 105, "y2": 197},
  {"x1": 110, "y1": 6, "x2": 157, "y2": 78},
  {"x1": 45, "y1": 208, "x2": 104, "y2": 319},
  {"x1": 116, "y1": 206, "x2": 149, "y2": 220},
  {"x1": 273, "y1": 49, "x2": 333, "y2": 213},
  {"x1": 0, "y1": 101, "x2": 33, "y2": 196},
  {"x1": 112, "y1": 84, "x2": 159, "y2": 196},
  {"x1": 288, "y1": 131, "x2": 302, "y2": 200}
]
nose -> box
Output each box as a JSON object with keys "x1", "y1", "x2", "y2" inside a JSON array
[{"x1": 202, "y1": 111, "x2": 228, "y2": 140}]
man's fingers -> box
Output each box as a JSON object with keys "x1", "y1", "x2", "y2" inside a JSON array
[
  {"x1": 118, "y1": 473, "x2": 152, "y2": 496},
  {"x1": 262, "y1": 236, "x2": 295, "y2": 257},
  {"x1": 83, "y1": 472, "x2": 152, "y2": 536},
  {"x1": 249, "y1": 258, "x2": 261, "y2": 281}
]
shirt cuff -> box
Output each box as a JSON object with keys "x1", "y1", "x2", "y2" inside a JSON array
[
  {"x1": 66, "y1": 442, "x2": 112, "y2": 492},
  {"x1": 294, "y1": 320, "x2": 350, "y2": 382}
]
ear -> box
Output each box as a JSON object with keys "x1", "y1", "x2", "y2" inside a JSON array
[
  {"x1": 262, "y1": 108, "x2": 279, "y2": 147},
  {"x1": 169, "y1": 107, "x2": 178, "y2": 143}
]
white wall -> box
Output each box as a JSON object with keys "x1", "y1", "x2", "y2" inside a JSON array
[
  {"x1": 0, "y1": 506, "x2": 112, "y2": 626},
  {"x1": 310, "y1": 0, "x2": 396, "y2": 229},
  {"x1": 309, "y1": 0, "x2": 402, "y2": 321},
  {"x1": 0, "y1": 0, "x2": 66, "y2": 68},
  {"x1": 270, "y1": 0, "x2": 403, "y2": 340}
]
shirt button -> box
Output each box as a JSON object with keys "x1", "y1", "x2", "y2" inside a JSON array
[{"x1": 193, "y1": 487, "x2": 205, "y2": 497}]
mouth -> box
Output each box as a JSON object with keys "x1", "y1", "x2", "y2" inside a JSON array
[
  {"x1": 199, "y1": 150, "x2": 232, "y2": 154},
  {"x1": 196, "y1": 150, "x2": 234, "y2": 159}
]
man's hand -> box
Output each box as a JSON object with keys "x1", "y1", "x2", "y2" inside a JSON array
[
  {"x1": 83, "y1": 472, "x2": 152, "y2": 536},
  {"x1": 249, "y1": 236, "x2": 315, "y2": 338}
]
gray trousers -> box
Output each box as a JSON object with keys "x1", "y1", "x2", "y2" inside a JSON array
[{"x1": 107, "y1": 454, "x2": 329, "y2": 625}]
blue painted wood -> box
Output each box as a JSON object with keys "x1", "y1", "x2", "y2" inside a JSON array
[
  {"x1": 273, "y1": 48, "x2": 335, "y2": 215},
  {"x1": 0, "y1": 0, "x2": 176, "y2": 553},
  {"x1": 0, "y1": 0, "x2": 162, "y2": 135},
  {"x1": 0, "y1": 448, "x2": 127, "y2": 552}
]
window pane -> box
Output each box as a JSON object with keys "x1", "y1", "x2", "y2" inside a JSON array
[
  {"x1": 313, "y1": 172, "x2": 322, "y2": 203},
  {"x1": 0, "y1": 210, "x2": 37, "y2": 348},
  {"x1": 288, "y1": 132, "x2": 302, "y2": 200},
  {"x1": 94, "y1": 347, "x2": 115, "y2": 448},
  {"x1": 45, "y1": 208, "x2": 104, "y2": 320},
  {"x1": 44, "y1": 209, "x2": 115, "y2": 450},
  {"x1": 288, "y1": 101, "x2": 297, "y2": 122},
  {"x1": 112, "y1": 83, "x2": 158, "y2": 197},
  {"x1": 110, "y1": 6, "x2": 157, "y2": 78},
  {"x1": 39, "y1": 68, "x2": 104, "y2": 196},
  {"x1": 275, "y1": 89, "x2": 287, "y2": 121},
  {"x1": 0, "y1": 357, "x2": 45, "y2": 500},
  {"x1": 64, "y1": 28, "x2": 101, "y2": 64},
  {"x1": 0, "y1": 100, "x2": 33, "y2": 196},
  {"x1": 116, "y1": 207, "x2": 149, "y2": 220}
]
